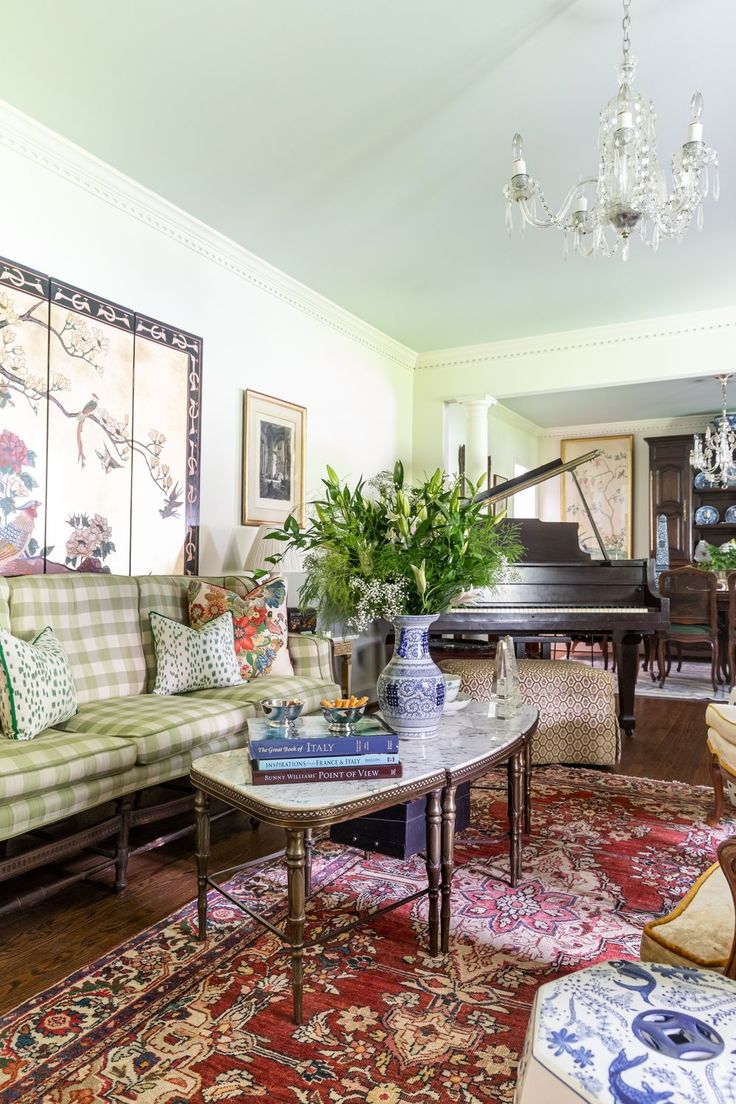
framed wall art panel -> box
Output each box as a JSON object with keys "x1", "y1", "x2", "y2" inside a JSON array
[
  {"x1": 0, "y1": 258, "x2": 51, "y2": 574},
  {"x1": 242, "y1": 390, "x2": 306, "y2": 528},
  {"x1": 561, "y1": 434, "x2": 633, "y2": 558},
  {"x1": 0, "y1": 254, "x2": 203, "y2": 577}
]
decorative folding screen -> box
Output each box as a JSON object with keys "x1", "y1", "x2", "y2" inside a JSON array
[{"x1": 0, "y1": 255, "x2": 202, "y2": 576}]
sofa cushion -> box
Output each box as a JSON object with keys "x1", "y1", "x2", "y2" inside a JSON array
[
  {"x1": 57, "y1": 694, "x2": 250, "y2": 765},
  {"x1": 6, "y1": 574, "x2": 145, "y2": 704},
  {"x1": 190, "y1": 674, "x2": 341, "y2": 717},
  {"x1": 0, "y1": 729, "x2": 137, "y2": 801},
  {"x1": 137, "y1": 575, "x2": 227, "y2": 692},
  {"x1": 150, "y1": 611, "x2": 243, "y2": 695},
  {"x1": 189, "y1": 577, "x2": 293, "y2": 680},
  {"x1": 0, "y1": 626, "x2": 78, "y2": 740}
]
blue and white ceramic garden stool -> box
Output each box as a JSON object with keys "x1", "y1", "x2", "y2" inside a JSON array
[{"x1": 515, "y1": 960, "x2": 736, "y2": 1103}]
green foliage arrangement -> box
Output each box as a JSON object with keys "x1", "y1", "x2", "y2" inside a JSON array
[
  {"x1": 697, "y1": 541, "x2": 736, "y2": 572},
  {"x1": 269, "y1": 461, "x2": 521, "y2": 629}
]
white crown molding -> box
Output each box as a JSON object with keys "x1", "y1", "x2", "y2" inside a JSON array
[
  {"x1": 0, "y1": 100, "x2": 417, "y2": 372},
  {"x1": 416, "y1": 307, "x2": 736, "y2": 371},
  {"x1": 539, "y1": 413, "x2": 712, "y2": 439}
]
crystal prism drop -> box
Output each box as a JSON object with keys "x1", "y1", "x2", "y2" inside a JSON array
[
  {"x1": 562, "y1": 232, "x2": 569, "y2": 260},
  {"x1": 622, "y1": 237, "x2": 630, "y2": 262},
  {"x1": 505, "y1": 201, "x2": 514, "y2": 235},
  {"x1": 697, "y1": 203, "x2": 704, "y2": 231},
  {"x1": 714, "y1": 163, "x2": 720, "y2": 201}
]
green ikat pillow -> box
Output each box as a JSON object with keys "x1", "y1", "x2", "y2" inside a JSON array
[
  {"x1": 150, "y1": 610, "x2": 243, "y2": 695},
  {"x1": 0, "y1": 626, "x2": 79, "y2": 741}
]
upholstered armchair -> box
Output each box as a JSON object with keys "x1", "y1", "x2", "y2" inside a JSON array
[
  {"x1": 706, "y1": 691, "x2": 736, "y2": 825},
  {"x1": 640, "y1": 836, "x2": 736, "y2": 978}
]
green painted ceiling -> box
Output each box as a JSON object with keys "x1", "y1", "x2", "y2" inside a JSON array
[{"x1": 2, "y1": 0, "x2": 734, "y2": 350}]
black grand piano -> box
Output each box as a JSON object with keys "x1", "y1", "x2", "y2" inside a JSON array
[{"x1": 432, "y1": 451, "x2": 670, "y2": 734}]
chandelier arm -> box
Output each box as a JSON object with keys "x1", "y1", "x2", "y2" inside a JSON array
[{"x1": 517, "y1": 178, "x2": 599, "y2": 229}]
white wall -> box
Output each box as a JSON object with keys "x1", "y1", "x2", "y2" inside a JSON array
[{"x1": 0, "y1": 104, "x2": 416, "y2": 578}]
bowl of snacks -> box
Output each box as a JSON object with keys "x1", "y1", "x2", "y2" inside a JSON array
[
  {"x1": 320, "y1": 695, "x2": 369, "y2": 733},
  {"x1": 260, "y1": 698, "x2": 305, "y2": 727}
]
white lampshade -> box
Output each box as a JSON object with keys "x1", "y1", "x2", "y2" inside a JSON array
[{"x1": 244, "y1": 525, "x2": 304, "y2": 572}]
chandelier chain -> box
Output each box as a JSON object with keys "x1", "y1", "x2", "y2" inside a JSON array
[{"x1": 621, "y1": 0, "x2": 631, "y2": 63}]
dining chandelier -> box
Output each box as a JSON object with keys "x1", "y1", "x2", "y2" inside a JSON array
[
  {"x1": 504, "y1": 0, "x2": 719, "y2": 260},
  {"x1": 690, "y1": 375, "x2": 736, "y2": 488}
]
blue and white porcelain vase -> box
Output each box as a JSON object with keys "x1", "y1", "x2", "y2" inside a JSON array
[{"x1": 377, "y1": 614, "x2": 445, "y2": 739}]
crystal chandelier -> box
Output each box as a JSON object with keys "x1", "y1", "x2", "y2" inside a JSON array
[
  {"x1": 504, "y1": 0, "x2": 719, "y2": 260},
  {"x1": 690, "y1": 375, "x2": 736, "y2": 488}
]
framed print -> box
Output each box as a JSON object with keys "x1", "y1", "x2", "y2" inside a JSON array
[
  {"x1": 492, "y1": 473, "x2": 509, "y2": 517},
  {"x1": 561, "y1": 434, "x2": 633, "y2": 559},
  {"x1": 242, "y1": 390, "x2": 306, "y2": 527}
]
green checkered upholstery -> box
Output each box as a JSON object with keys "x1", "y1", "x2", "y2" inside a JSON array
[
  {"x1": 191, "y1": 674, "x2": 340, "y2": 714},
  {"x1": 0, "y1": 729, "x2": 137, "y2": 801},
  {"x1": 0, "y1": 727, "x2": 247, "y2": 841},
  {"x1": 58, "y1": 694, "x2": 250, "y2": 765},
  {"x1": 6, "y1": 574, "x2": 145, "y2": 704},
  {"x1": 137, "y1": 575, "x2": 226, "y2": 692},
  {"x1": 0, "y1": 577, "x2": 11, "y2": 632},
  {"x1": 287, "y1": 634, "x2": 335, "y2": 681}
]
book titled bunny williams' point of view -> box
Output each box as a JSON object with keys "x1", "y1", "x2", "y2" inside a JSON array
[{"x1": 247, "y1": 715, "x2": 402, "y2": 785}]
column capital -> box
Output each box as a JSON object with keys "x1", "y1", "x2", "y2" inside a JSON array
[{"x1": 454, "y1": 394, "x2": 497, "y2": 409}]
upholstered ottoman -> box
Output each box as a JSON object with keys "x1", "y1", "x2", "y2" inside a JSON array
[
  {"x1": 440, "y1": 658, "x2": 620, "y2": 766},
  {"x1": 705, "y1": 696, "x2": 736, "y2": 824},
  {"x1": 515, "y1": 960, "x2": 736, "y2": 1103}
]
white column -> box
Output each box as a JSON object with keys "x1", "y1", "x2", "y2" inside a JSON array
[{"x1": 458, "y1": 394, "x2": 496, "y2": 487}]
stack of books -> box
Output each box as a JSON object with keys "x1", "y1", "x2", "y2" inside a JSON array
[{"x1": 247, "y1": 715, "x2": 402, "y2": 786}]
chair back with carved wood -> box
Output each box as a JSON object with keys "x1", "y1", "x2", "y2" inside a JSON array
[{"x1": 658, "y1": 566, "x2": 718, "y2": 633}]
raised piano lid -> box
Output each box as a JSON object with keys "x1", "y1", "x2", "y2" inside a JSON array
[{"x1": 473, "y1": 449, "x2": 601, "y2": 507}]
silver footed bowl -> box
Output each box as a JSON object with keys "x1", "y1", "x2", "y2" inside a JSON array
[
  {"x1": 321, "y1": 704, "x2": 366, "y2": 733},
  {"x1": 260, "y1": 698, "x2": 305, "y2": 726}
]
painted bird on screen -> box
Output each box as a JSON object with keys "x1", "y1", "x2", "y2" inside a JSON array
[
  {"x1": 77, "y1": 393, "x2": 99, "y2": 468},
  {"x1": 0, "y1": 500, "x2": 42, "y2": 565}
]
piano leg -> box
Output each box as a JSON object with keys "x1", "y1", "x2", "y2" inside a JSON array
[{"x1": 614, "y1": 630, "x2": 641, "y2": 736}]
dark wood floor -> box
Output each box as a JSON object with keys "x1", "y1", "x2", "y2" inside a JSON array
[{"x1": 0, "y1": 694, "x2": 713, "y2": 1016}]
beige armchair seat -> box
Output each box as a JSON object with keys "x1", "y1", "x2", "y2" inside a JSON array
[
  {"x1": 439, "y1": 657, "x2": 620, "y2": 766},
  {"x1": 640, "y1": 837, "x2": 736, "y2": 978},
  {"x1": 705, "y1": 691, "x2": 736, "y2": 824}
]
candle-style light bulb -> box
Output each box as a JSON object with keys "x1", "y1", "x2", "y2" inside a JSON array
[
  {"x1": 511, "y1": 132, "x2": 527, "y2": 178},
  {"x1": 690, "y1": 91, "x2": 704, "y2": 123},
  {"x1": 687, "y1": 91, "x2": 704, "y2": 144},
  {"x1": 616, "y1": 83, "x2": 632, "y2": 114}
]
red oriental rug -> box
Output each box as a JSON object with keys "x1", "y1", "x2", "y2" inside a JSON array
[{"x1": 0, "y1": 768, "x2": 732, "y2": 1104}]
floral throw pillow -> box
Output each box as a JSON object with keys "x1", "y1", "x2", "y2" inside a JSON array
[
  {"x1": 150, "y1": 611, "x2": 243, "y2": 695},
  {"x1": 0, "y1": 626, "x2": 78, "y2": 740},
  {"x1": 188, "y1": 577, "x2": 293, "y2": 681}
]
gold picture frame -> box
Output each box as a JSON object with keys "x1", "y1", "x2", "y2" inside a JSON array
[
  {"x1": 242, "y1": 390, "x2": 306, "y2": 527},
  {"x1": 561, "y1": 434, "x2": 634, "y2": 558}
]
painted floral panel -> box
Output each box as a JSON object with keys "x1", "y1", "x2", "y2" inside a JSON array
[{"x1": 561, "y1": 435, "x2": 633, "y2": 559}]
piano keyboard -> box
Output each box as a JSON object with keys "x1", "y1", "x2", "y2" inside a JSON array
[{"x1": 449, "y1": 606, "x2": 650, "y2": 614}]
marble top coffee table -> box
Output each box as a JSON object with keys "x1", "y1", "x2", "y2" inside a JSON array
[{"x1": 190, "y1": 701, "x2": 538, "y2": 1024}]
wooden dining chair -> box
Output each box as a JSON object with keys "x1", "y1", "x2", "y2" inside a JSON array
[
  {"x1": 656, "y1": 566, "x2": 719, "y2": 692},
  {"x1": 726, "y1": 572, "x2": 736, "y2": 688}
]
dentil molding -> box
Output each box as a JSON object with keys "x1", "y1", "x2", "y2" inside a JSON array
[{"x1": 0, "y1": 100, "x2": 417, "y2": 372}]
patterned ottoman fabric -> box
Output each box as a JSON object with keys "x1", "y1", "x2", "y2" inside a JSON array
[{"x1": 440, "y1": 657, "x2": 620, "y2": 766}]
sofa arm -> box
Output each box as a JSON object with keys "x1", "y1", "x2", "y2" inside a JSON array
[{"x1": 287, "y1": 633, "x2": 336, "y2": 681}]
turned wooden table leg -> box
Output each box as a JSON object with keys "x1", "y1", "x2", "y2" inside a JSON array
[
  {"x1": 304, "y1": 828, "x2": 314, "y2": 899},
  {"x1": 195, "y1": 788, "x2": 210, "y2": 940},
  {"x1": 709, "y1": 753, "x2": 726, "y2": 827},
  {"x1": 523, "y1": 735, "x2": 532, "y2": 836},
  {"x1": 425, "y1": 789, "x2": 442, "y2": 957},
  {"x1": 507, "y1": 750, "x2": 523, "y2": 887},
  {"x1": 286, "y1": 828, "x2": 307, "y2": 1025},
  {"x1": 440, "y1": 784, "x2": 457, "y2": 954}
]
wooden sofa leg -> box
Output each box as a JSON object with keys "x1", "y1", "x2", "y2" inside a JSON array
[
  {"x1": 115, "y1": 794, "x2": 134, "y2": 892},
  {"x1": 708, "y1": 753, "x2": 725, "y2": 828}
]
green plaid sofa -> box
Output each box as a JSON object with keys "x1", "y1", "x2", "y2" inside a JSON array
[{"x1": 0, "y1": 573, "x2": 339, "y2": 903}]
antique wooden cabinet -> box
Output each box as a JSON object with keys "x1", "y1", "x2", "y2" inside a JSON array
[{"x1": 646, "y1": 434, "x2": 693, "y2": 566}]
